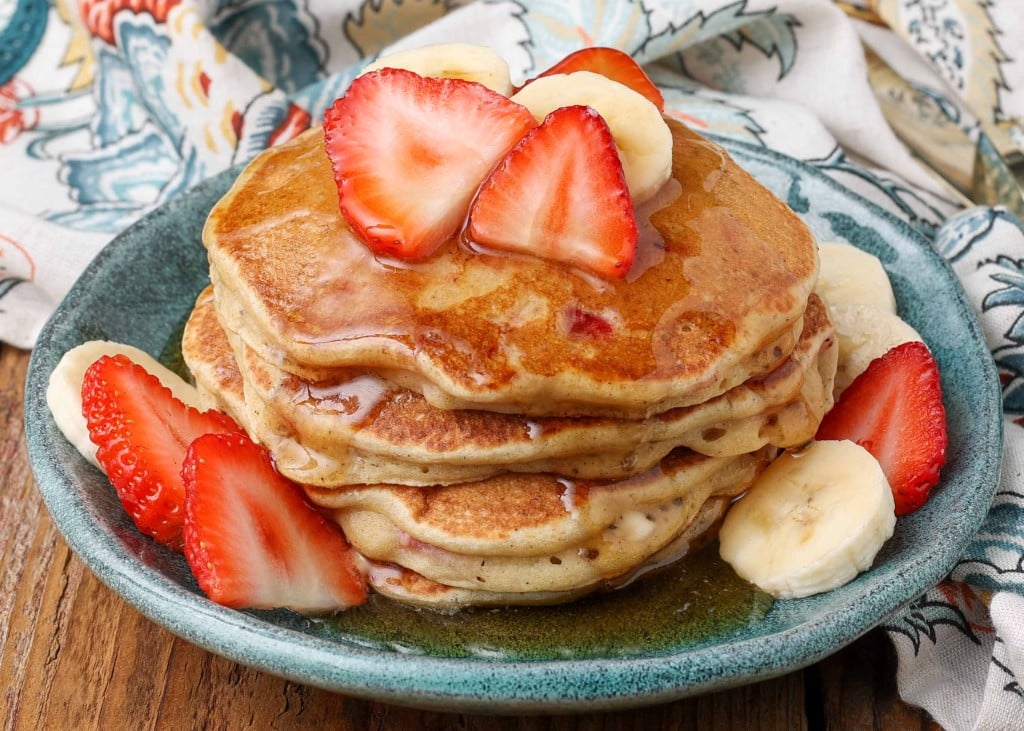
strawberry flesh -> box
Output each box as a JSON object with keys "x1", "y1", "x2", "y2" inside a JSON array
[
  {"x1": 81, "y1": 354, "x2": 241, "y2": 548},
  {"x1": 323, "y1": 68, "x2": 536, "y2": 259},
  {"x1": 467, "y1": 105, "x2": 638, "y2": 279},
  {"x1": 524, "y1": 47, "x2": 664, "y2": 111},
  {"x1": 182, "y1": 432, "x2": 368, "y2": 612},
  {"x1": 568, "y1": 307, "x2": 613, "y2": 337},
  {"x1": 816, "y1": 341, "x2": 947, "y2": 515}
]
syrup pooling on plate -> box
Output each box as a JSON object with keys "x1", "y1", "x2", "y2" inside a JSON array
[
  {"x1": 318, "y1": 542, "x2": 772, "y2": 660},
  {"x1": 204, "y1": 121, "x2": 817, "y2": 417}
]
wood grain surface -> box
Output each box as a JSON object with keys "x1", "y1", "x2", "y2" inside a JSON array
[{"x1": 0, "y1": 343, "x2": 943, "y2": 730}]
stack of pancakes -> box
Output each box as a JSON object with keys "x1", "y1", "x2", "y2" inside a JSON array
[{"x1": 183, "y1": 119, "x2": 836, "y2": 607}]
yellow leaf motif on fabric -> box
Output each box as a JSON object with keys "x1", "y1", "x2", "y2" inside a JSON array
[
  {"x1": 220, "y1": 101, "x2": 238, "y2": 148},
  {"x1": 531, "y1": 0, "x2": 645, "y2": 50},
  {"x1": 175, "y1": 61, "x2": 192, "y2": 110},
  {"x1": 166, "y1": 3, "x2": 272, "y2": 163},
  {"x1": 188, "y1": 62, "x2": 208, "y2": 108},
  {"x1": 874, "y1": 0, "x2": 1016, "y2": 157},
  {"x1": 344, "y1": 0, "x2": 454, "y2": 57},
  {"x1": 55, "y1": 0, "x2": 95, "y2": 91}
]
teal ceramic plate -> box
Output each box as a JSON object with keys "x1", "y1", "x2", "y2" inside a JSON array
[{"x1": 24, "y1": 140, "x2": 1002, "y2": 713}]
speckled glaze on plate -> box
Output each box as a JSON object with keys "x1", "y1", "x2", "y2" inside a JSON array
[{"x1": 24, "y1": 139, "x2": 1003, "y2": 713}]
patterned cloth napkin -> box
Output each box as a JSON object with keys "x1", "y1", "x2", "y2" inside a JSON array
[{"x1": 4, "y1": 0, "x2": 1024, "y2": 726}]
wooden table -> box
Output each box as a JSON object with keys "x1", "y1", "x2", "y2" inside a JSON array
[{"x1": 0, "y1": 343, "x2": 942, "y2": 729}]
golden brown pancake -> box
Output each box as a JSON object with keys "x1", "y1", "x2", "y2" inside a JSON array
[
  {"x1": 204, "y1": 119, "x2": 818, "y2": 418},
  {"x1": 360, "y1": 496, "x2": 727, "y2": 608},
  {"x1": 305, "y1": 448, "x2": 770, "y2": 555},
  {"x1": 183, "y1": 287, "x2": 834, "y2": 487},
  {"x1": 315, "y1": 449, "x2": 768, "y2": 596}
]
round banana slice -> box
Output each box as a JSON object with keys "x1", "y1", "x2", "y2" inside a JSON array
[
  {"x1": 360, "y1": 43, "x2": 513, "y2": 96},
  {"x1": 831, "y1": 303, "x2": 923, "y2": 396},
  {"x1": 510, "y1": 71, "x2": 672, "y2": 204},
  {"x1": 719, "y1": 439, "x2": 896, "y2": 599},
  {"x1": 47, "y1": 341, "x2": 202, "y2": 469},
  {"x1": 817, "y1": 241, "x2": 897, "y2": 313}
]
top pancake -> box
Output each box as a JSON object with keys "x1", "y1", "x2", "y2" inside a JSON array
[{"x1": 204, "y1": 118, "x2": 818, "y2": 418}]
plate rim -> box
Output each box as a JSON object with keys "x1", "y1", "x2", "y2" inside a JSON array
[{"x1": 23, "y1": 138, "x2": 1004, "y2": 713}]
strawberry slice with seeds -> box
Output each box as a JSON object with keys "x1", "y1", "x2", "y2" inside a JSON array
[
  {"x1": 323, "y1": 68, "x2": 536, "y2": 259},
  {"x1": 81, "y1": 354, "x2": 241, "y2": 548},
  {"x1": 816, "y1": 341, "x2": 947, "y2": 515},
  {"x1": 524, "y1": 47, "x2": 664, "y2": 111},
  {"x1": 467, "y1": 105, "x2": 638, "y2": 279},
  {"x1": 182, "y1": 432, "x2": 368, "y2": 612}
]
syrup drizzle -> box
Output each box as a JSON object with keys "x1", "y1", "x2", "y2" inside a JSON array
[{"x1": 210, "y1": 124, "x2": 814, "y2": 403}]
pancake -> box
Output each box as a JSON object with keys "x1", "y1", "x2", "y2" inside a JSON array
[
  {"x1": 317, "y1": 447, "x2": 764, "y2": 595},
  {"x1": 362, "y1": 560, "x2": 595, "y2": 608},
  {"x1": 360, "y1": 495, "x2": 726, "y2": 608},
  {"x1": 184, "y1": 287, "x2": 835, "y2": 486},
  {"x1": 305, "y1": 447, "x2": 771, "y2": 556},
  {"x1": 183, "y1": 290, "x2": 248, "y2": 417},
  {"x1": 204, "y1": 119, "x2": 819, "y2": 418}
]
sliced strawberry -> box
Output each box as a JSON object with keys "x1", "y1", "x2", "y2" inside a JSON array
[
  {"x1": 816, "y1": 341, "x2": 947, "y2": 515},
  {"x1": 182, "y1": 432, "x2": 368, "y2": 612},
  {"x1": 81, "y1": 354, "x2": 241, "y2": 548},
  {"x1": 467, "y1": 105, "x2": 638, "y2": 279},
  {"x1": 524, "y1": 47, "x2": 664, "y2": 111},
  {"x1": 323, "y1": 68, "x2": 537, "y2": 259}
]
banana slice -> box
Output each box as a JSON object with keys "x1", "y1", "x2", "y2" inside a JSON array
[
  {"x1": 361, "y1": 43, "x2": 513, "y2": 96},
  {"x1": 815, "y1": 242, "x2": 921, "y2": 396},
  {"x1": 817, "y1": 242, "x2": 897, "y2": 312},
  {"x1": 719, "y1": 439, "x2": 895, "y2": 599},
  {"x1": 510, "y1": 71, "x2": 672, "y2": 204},
  {"x1": 831, "y1": 303, "x2": 923, "y2": 396},
  {"x1": 46, "y1": 341, "x2": 201, "y2": 469}
]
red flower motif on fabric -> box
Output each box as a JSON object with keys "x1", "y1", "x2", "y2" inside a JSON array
[
  {"x1": 77, "y1": 0, "x2": 181, "y2": 45},
  {"x1": 0, "y1": 233, "x2": 37, "y2": 282},
  {"x1": 937, "y1": 581, "x2": 995, "y2": 634},
  {"x1": 0, "y1": 78, "x2": 40, "y2": 145},
  {"x1": 267, "y1": 104, "x2": 312, "y2": 147}
]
